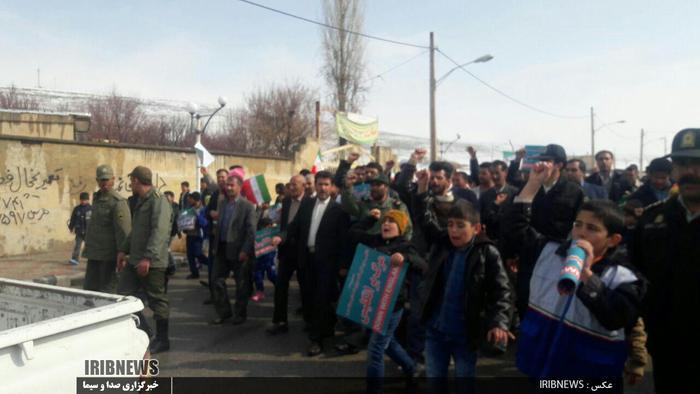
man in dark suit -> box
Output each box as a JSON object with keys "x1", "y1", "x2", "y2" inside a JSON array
[
  {"x1": 586, "y1": 150, "x2": 628, "y2": 202},
  {"x1": 272, "y1": 171, "x2": 350, "y2": 356},
  {"x1": 210, "y1": 174, "x2": 257, "y2": 325},
  {"x1": 267, "y1": 174, "x2": 309, "y2": 335},
  {"x1": 179, "y1": 181, "x2": 191, "y2": 210},
  {"x1": 565, "y1": 159, "x2": 609, "y2": 200},
  {"x1": 479, "y1": 160, "x2": 519, "y2": 241}
]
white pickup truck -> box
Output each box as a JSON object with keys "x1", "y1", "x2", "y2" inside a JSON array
[{"x1": 0, "y1": 278, "x2": 149, "y2": 394}]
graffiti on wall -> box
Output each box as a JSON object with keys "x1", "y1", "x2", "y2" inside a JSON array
[{"x1": 0, "y1": 166, "x2": 172, "y2": 227}]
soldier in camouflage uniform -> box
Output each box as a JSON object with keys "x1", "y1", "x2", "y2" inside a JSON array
[
  {"x1": 342, "y1": 173, "x2": 412, "y2": 240},
  {"x1": 117, "y1": 166, "x2": 172, "y2": 354},
  {"x1": 83, "y1": 165, "x2": 131, "y2": 293}
]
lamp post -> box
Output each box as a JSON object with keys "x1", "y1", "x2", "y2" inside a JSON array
[
  {"x1": 188, "y1": 96, "x2": 227, "y2": 192},
  {"x1": 440, "y1": 133, "x2": 462, "y2": 159},
  {"x1": 429, "y1": 36, "x2": 492, "y2": 161},
  {"x1": 590, "y1": 107, "x2": 625, "y2": 167}
]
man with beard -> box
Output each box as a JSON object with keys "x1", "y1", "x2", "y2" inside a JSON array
[
  {"x1": 202, "y1": 168, "x2": 230, "y2": 304},
  {"x1": 631, "y1": 128, "x2": 700, "y2": 394},
  {"x1": 210, "y1": 174, "x2": 257, "y2": 325},
  {"x1": 271, "y1": 171, "x2": 349, "y2": 356},
  {"x1": 586, "y1": 150, "x2": 628, "y2": 202},
  {"x1": 479, "y1": 160, "x2": 519, "y2": 241},
  {"x1": 342, "y1": 173, "x2": 411, "y2": 238},
  {"x1": 395, "y1": 149, "x2": 478, "y2": 366}
]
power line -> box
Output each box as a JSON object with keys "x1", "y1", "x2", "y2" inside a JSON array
[
  {"x1": 436, "y1": 49, "x2": 588, "y2": 120},
  {"x1": 593, "y1": 114, "x2": 628, "y2": 140},
  {"x1": 364, "y1": 50, "x2": 429, "y2": 84},
  {"x1": 238, "y1": 0, "x2": 429, "y2": 49}
]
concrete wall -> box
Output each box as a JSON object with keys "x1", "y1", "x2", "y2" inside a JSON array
[
  {"x1": 0, "y1": 110, "x2": 91, "y2": 141},
  {"x1": 0, "y1": 135, "x2": 319, "y2": 257}
]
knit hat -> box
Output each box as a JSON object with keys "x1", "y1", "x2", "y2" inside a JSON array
[
  {"x1": 229, "y1": 167, "x2": 246, "y2": 180},
  {"x1": 381, "y1": 209, "x2": 409, "y2": 236}
]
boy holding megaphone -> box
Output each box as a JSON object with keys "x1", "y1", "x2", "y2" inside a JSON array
[{"x1": 503, "y1": 161, "x2": 647, "y2": 381}]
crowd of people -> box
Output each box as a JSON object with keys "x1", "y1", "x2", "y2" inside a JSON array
[{"x1": 69, "y1": 128, "x2": 700, "y2": 393}]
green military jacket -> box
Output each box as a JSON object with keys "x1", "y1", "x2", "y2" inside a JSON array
[
  {"x1": 83, "y1": 189, "x2": 131, "y2": 261},
  {"x1": 120, "y1": 188, "x2": 172, "y2": 268},
  {"x1": 341, "y1": 188, "x2": 413, "y2": 239}
]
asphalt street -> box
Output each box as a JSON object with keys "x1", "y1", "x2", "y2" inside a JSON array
[{"x1": 126, "y1": 267, "x2": 653, "y2": 393}]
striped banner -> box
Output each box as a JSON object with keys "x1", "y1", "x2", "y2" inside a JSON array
[{"x1": 241, "y1": 174, "x2": 271, "y2": 205}]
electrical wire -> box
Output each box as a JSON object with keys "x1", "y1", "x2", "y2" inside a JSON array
[
  {"x1": 593, "y1": 114, "x2": 629, "y2": 140},
  {"x1": 364, "y1": 50, "x2": 428, "y2": 84},
  {"x1": 238, "y1": 0, "x2": 429, "y2": 49},
  {"x1": 436, "y1": 48, "x2": 588, "y2": 120}
]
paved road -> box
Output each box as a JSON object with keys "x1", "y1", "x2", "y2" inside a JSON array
[{"x1": 128, "y1": 268, "x2": 654, "y2": 392}]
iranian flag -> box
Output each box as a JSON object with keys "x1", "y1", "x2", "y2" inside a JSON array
[
  {"x1": 311, "y1": 150, "x2": 323, "y2": 174},
  {"x1": 241, "y1": 174, "x2": 271, "y2": 205}
]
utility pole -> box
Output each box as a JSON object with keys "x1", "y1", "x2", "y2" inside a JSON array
[
  {"x1": 315, "y1": 101, "x2": 321, "y2": 139},
  {"x1": 590, "y1": 106, "x2": 595, "y2": 168},
  {"x1": 429, "y1": 32, "x2": 437, "y2": 162},
  {"x1": 37, "y1": 68, "x2": 41, "y2": 89},
  {"x1": 639, "y1": 129, "x2": 645, "y2": 170}
]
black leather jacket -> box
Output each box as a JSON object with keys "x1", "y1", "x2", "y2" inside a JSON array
[{"x1": 419, "y1": 233, "x2": 512, "y2": 350}]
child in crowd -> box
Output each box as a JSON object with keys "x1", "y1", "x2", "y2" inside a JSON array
[
  {"x1": 419, "y1": 200, "x2": 513, "y2": 379},
  {"x1": 68, "y1": 192, "x2": 92, "y2": 265},
  {"x1": 183, "y1": 192, "x2": 209, "y2": 279},
  {"x1": 349, "y1": 209, "x2": 428, "y2": 385},
  {"x1": 503, "y1": 162, "x2": 646, "y2": 380},
  {"x1": 251, "y1": 218, "x2": 277, "y2": 302}
]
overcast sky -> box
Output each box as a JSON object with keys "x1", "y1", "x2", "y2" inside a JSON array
[{"x1": 1, "y1": 0, "x2": 696, "y2": 166}]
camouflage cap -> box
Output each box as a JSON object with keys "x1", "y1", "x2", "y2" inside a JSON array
[
  {"x1": 667, "y1": 129, "x2": 700, "y2": 160},
  {"x1": 128, "y1": 166, "x2": 153, "y2": 185},
  {"x1": 369, "y1": 173, "x2": 390, "y2": 186},
  {"x1": 96, "y1": 165, "x2": 114, "y2": 180}
]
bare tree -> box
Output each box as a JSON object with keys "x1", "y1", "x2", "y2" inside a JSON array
[
  {"x1": 320, "y1": 0, "x2": 368, "y2": 125},
  {"x1": 0, "y1": 85, "x2": 40, "y2": 110},
  {"x1": 212, "y1": 82, "x2": 316, "y2": 157},
  {"x1": 87, "y1": 90, "x2": 146, "y2": 143}
]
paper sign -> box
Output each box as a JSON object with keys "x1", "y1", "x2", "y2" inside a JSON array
[
  {"x1": 254, "y1": 228, "x2": 279, "y2": 258},
  {"x1": 336, "y1": 244, "x2": 408, "y2": 335},
  {"x1": 522, "y1": 145, "x2": 547, "y2": 169},
  {"x1": 352, "y1": 183, "x2": 370, "y2": 201}
]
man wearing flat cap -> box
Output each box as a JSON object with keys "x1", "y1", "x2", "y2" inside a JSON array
[
  {"x1": 631, "y1": 128, "x2": 700, "y2": 393},
  {"x1": 83, "y1": 164, "x2": 131, "y2": 293},
  {"x1": 117, "y1": 165, "x2": 172, "y2": 354}
]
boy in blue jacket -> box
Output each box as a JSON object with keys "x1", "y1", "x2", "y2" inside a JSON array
[{"x1": 503, "y1": 162, "x2": 646, "y2": 380}]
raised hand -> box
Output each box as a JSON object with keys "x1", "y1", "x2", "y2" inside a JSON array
[{"x1": 347, "y1": 152, "x2": 360, "y2": 164}]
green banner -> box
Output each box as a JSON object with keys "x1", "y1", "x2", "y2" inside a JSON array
[{"x1": 336, "y1": 112, "x2": 379, "y2": 145}]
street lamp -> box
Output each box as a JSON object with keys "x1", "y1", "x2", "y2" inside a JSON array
[
  {"x1": 440, "y1": 133, "x2": 462, "y2": 159},
  {"x1": 436, "y1": 55, "x2": 493, "y2": 87},
  {"x1": 187, "y1": 97, "x2": 227, "y2": 192},
  {"x1": 430, "y1": 49, "x2": 493, "y2": 161},
  {"x1": 590, "y1": 107, "x2": 625, "y2": 167}
]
